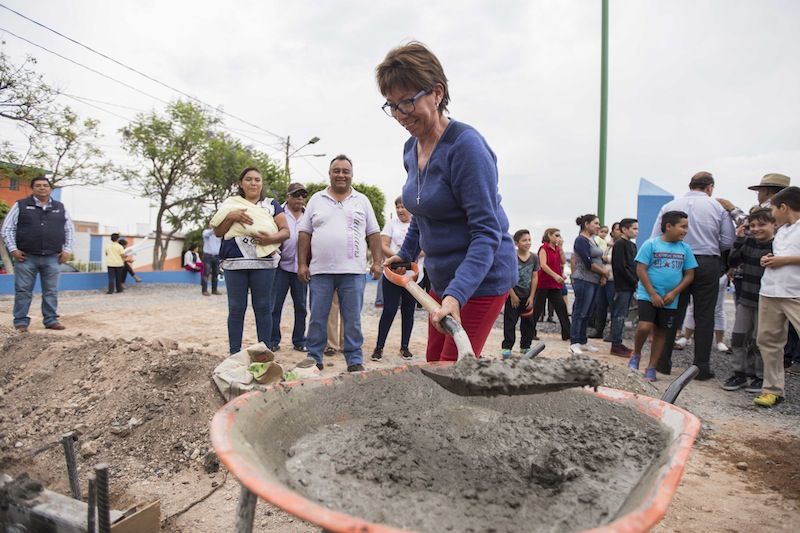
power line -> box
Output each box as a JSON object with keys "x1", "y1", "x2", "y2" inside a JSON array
[
  {"x1": 0, "y1": 25, "x2": 170, "y2": 105},
  {"x1": 63, "y1": 93, "x2": 146, "y2": 113},
  {"x1": 61, "y1": 93, "x2": 134, "y2": 122},
  {"x1": 0, "y1": 2, "x2": 285, "y2": 142}
]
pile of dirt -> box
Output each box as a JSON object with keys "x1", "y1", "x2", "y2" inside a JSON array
[{"x1": 0, "y1": 327, "x2": 226, "y2": 502}]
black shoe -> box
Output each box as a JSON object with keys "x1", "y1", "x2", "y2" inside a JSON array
[
  {"x1": 370, "y1": 348, "x2": 383, "y2": 361},
  {"x1": 400, "y1": 347, "x2": 413, "y2": 360},
  {"x1": 745, "y1": 378, "x2": 763, "y2": 393},
  {"x1": 316, "y1": 363, "x2": 324, "y2": 371},
  {"x1": 324, "y1": 346, "x2": 337, "y2": 356},
  {"x1": 347, "y1": 364, "x2": 365, "y2": 372},
  {"x1": 293, "y1": 344, "x2": 308, "y2": 352},
  {"x1": 531, "y1": 335, "x2": 540, "y2": 341},
  {"x1": 696, "y1": 371, "x2": 716, "y2": 381},
  {"x1": 268, "y1": 344, "x2": 280, "y2": 352},
  {"x1": 721, "y1": 375, "x2": 748, "y2": 391}
]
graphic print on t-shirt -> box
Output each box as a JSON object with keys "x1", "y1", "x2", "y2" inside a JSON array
[{"x1": 651, "y1": 252, "x2": 685, "y2": 271}]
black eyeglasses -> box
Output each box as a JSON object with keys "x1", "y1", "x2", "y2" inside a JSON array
[
  {"x1": 381, "y1": 89, "x2": 432, "y2": 117},
  {"x1": 289, "y1": 191, "x2": 307, "y2": 199}
]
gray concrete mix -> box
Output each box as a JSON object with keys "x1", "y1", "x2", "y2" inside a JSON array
[{"x1": 281, "y1": 365, "x2": 670, "y2": 533}]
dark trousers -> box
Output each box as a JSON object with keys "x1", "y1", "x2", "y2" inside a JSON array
[
  {"x1": 657, "y1": 255, "x2": 720, "y2": 374},
  {"x1": 533, "y1": 288, "x2": 570, "y2": 340},
  {"x1": 591, "y1": 279, "x2": 615, "y2": 333},
  {"x1": 107, "y1": 266, "x2": 124, "y2": 293},
  {"x1": 610, "y1": 290, "x2": 634, "y2": 345},
  {"x1": 121, "y1": 262, "x2": 136, "y2": 282},
  {"x1": 269, "y1": 267, "x2": 308, "y2": 347},
  {"x1": 786, "y1": 323, "x2": 800, "y2": 364},
  {"x1": 376, "y1": 275, "x2": 416, "y2": 349},
  {"x1": 502, "y1": 289, "x2": 535, "y2": 350},
  {"x1": 201, "y1": 254, "x2": 220, "y2": 293}
]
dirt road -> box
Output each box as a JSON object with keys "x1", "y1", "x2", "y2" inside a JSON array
[{"x1": 1, "y1": 283, "x2": 798, "y2": 531}]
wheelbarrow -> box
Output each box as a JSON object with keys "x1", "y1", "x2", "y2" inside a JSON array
[{"x1": 211, "y1": 369, "x2": 701, "y2": 532}]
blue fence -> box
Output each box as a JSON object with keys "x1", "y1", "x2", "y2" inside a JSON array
[{"x1": 0, "y1": 270, "x2": 218, "y2": 295}]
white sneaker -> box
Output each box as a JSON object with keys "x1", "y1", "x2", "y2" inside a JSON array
[
  {"x1": 581, "y1": 343, "x2": 599, "y2": 353},
  {"x1": 675, "y1": 337, "x2": 688, "y2": 348},
  {"x1": 569, "y1": 343, "x2": 585, "y2": 355},
  {"x1": 716, "y1": 342, "x2": 730, "y2": 353}
]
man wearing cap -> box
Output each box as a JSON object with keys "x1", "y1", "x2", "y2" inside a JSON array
[
  {"x1": 269, "y1": 182, "x2": 310, "y2": 352},
  {"x1": 1, "y1": 175, "x2": 74, "y2": 332},
  {"x1": 718, "y1": 173, "x2": 799, "y2": 375},
  {"x1": 718, "y1": 173, "x2": 791, "y2": 227},
  {"x1": 297, "y1": 155, "x2": 383, "y2": 373},
  {"x1": 651, "y1": 171, "x2": 736, "y2": 380}
]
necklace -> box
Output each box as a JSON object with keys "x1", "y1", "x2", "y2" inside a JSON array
[{"x1": 416, "y1": 137, "x2": 440, "y2": 205}]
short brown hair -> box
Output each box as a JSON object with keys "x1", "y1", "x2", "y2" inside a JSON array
[
  {"x1": 747, "y1": 207, "x2": 775, "y2": 225},
  {"x1": 376, "y1": 42, "x2": 450, "y2": 114}
]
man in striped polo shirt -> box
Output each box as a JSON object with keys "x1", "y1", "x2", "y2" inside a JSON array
[{"x1": 722, "y1": 207, "x2": 776, "y2": 392}]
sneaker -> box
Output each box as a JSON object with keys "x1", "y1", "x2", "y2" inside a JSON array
[
  {"x1": 628, "y1": 355, "x2": 641, "y2": 371},
  {"x1": 370, "y1": 348, "x2": 383, "y2": 361},
  {"x1": 716, "y1": 342, "x2": 731, "y2": 353},
  {"x1": 745, "y1": 378, "x2": 763, "y2": 393},
  {"x1": 721, "y1": 375, "x2": 748, "y2": 391},
  {"x1": 400, "y1": 347, "x2": 413, "y2": 360},
  {"x1": 580, "y1": 343, "x2": 599, "y2": 353},
  {"x1": 610, "y1": 344, "x2": 632, "y2": 357},
  {"x1": 501, "y1": 348, "x2": 513, "y2": 359},
  {"x1": 675, "y1": 337, "x2": 688, "y2": 349},
  {"x1": 293, "y1": 344, "x2": 309, "y2": 352},
  {"x1": 347, "y1": 364, "x2": 365, "y2": 372},
  {"x1": 569, "y1": 344, "x2": 584, "y2": 356},
  {"x1": 754, "y1": 392, "x2": 784, "y2": 408},
  {"x1": 644, "y1": 368, "x2": 657, "y2": 382},
  {"x1": 786, "y1": 362, "x2": 800, "y2": 375}
]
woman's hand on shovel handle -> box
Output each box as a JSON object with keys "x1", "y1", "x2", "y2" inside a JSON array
[
  {"x1": 383, "y1": 255, "x2": 406, "y2": 274},
  {"x1": 431, "y1": 296, "x2": 461, "y2": 334}
]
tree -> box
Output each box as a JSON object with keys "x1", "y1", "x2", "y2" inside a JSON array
[
  {"x1": 0, "y1": 44, "x2": 57, "y2": 132},
  {"x1": 27, "y1": 107, "x2": 110, "y2": 188},
  {"x1": 303, "y1": 181, "x2": 386, "y2": 229},
  {"x1": 120, "y1": 100, "x2": 218, "y2": 269}
]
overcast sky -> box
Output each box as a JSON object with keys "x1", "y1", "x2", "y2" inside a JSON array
[{"x1": 1, "y1": 0, "x2": 798, "y2": 243}]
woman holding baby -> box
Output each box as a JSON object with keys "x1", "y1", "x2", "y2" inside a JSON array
[{"x1": 212, "y1": 167, "x2": 289, "y2": 354}]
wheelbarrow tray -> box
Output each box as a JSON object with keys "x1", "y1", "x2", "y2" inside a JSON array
[{"x1": 211, "y1": 363, "x2": 700, "y2": 533}]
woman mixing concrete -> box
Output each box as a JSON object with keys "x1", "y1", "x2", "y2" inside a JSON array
[{"x1": 376, "y1": 42, "x2": 516, "y2": 361}]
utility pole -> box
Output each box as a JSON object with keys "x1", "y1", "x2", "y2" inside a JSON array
[
  {"x1": 284, "y1": 135, "x2": 291, "y2": 178},
  {"x1": 598, "y1": 0, "x2": 609, "y2": 224}
]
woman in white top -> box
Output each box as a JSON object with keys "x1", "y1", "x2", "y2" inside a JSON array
[{"x1": 371, "y1": 197, "x2": 416, "y2": 361}]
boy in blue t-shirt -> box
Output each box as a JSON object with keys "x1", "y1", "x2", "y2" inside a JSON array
[{"x1": 629, "y1": 211, "x2": 698, "y2": 381}]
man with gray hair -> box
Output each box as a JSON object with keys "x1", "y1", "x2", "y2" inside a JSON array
[{"x1": 651, "y1": 171, "x2": 735, "y2": 379}]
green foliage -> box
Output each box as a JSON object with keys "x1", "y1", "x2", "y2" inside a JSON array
[
  {"x1": 198, "y1": 134, "x2": 287, "y2": 214},
  {"x1": 0, "y1": 44, "x2": 57, "y2": 132},
  {"x1": 301, "y1": 181, "x2": 386, "y2": 229},
  {"x1": 120, "y1": 100, "x2": 219, "y2": 269},
  {"x1": 0, "y1": 199, "x2": 9, "y2": 221}
]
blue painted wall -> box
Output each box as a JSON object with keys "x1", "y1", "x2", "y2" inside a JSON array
[
  {"x1": 89, "y1": 235, "x2": 103, "y2": 263},
  {"x1": 0, "y1": 271, "x2": 223, "y2": 295},
  {"x1": 636, "y1": 178, "x2": 674, "y2": 247}
]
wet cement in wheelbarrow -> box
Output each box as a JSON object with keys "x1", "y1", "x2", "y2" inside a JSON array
[{"x1": 284, "y1": 358, "x2": 670, "y2": 533}]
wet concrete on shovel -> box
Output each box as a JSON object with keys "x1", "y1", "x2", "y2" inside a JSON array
[{"x1": 282, "y1": 360, "x2": 670, "y2": 533}]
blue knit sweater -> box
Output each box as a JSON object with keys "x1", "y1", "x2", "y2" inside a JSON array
[{"x1": 398, "y1": 120, "x2": 516, "y2": 306}]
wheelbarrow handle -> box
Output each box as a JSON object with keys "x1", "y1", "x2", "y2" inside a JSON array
[{"x1": 660, "y1": 365, "x2": 699, "y2": 405}]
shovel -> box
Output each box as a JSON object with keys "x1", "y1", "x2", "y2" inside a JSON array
[{"x1": 383, "y1": 263, "x2": 588, "y2": 396}]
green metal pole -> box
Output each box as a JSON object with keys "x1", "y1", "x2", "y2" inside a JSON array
[{"x1": 598, "y1": 0, "x2": 609, "y2": 224}]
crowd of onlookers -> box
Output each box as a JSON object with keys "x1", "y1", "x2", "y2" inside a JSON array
[{"x1": 502, "y1": 172, "x2": 799, "y2": 408}]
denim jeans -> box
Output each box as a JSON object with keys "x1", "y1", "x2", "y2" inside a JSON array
[
  {"x1": 591, "y1": 279, "x2": 615, "y2": 333},
  {"x1": 223, "y1": 268, "x2": 276, "y2": 354},
  {"x1": 307, "y1": 274, "x2": 365, "y2": 366},
  {"x1": 13, "y1": 253, "x2": 61, "y2": 327},
  {"x1": 201, "y1": 254, "x2": 220, "y2": 293},
  {"x1": 610, "y1": 290, "x2": 634, "y2": 346},
  {"x1": 570, "y1": 278, "x2": 598, "y2": 345},
  {"x1": 269, "y1": 267, "x2": 307, "y2": 347}
]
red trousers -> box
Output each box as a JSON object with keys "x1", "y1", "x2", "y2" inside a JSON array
[{"x1": 426, "y1": 291, "x2": 507, "y2": 362}]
